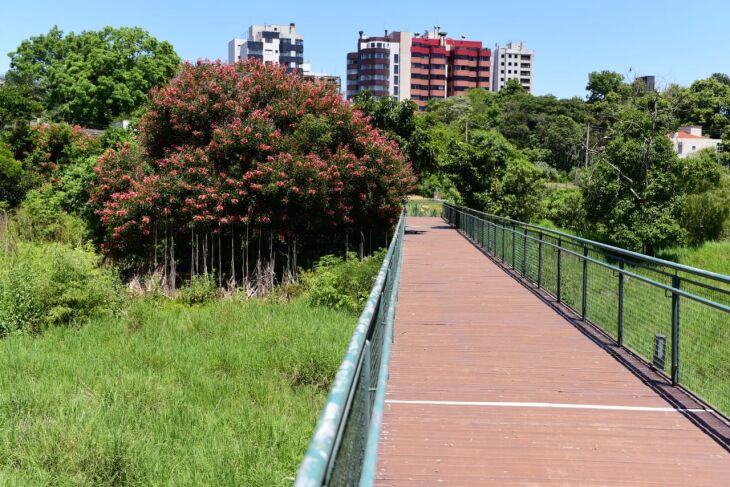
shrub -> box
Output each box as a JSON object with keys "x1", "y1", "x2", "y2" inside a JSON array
[
  {"x1": 11, "y1": 187, "x2": 88, "y2": 245},
  {"x1": 303, "y1": 250, "x2": 385, "y2": 313},
  {"x1": 545, "y1": 187, "x2": 587, "y2": 232},
  {"x1": 176, "y1": 274, "x2": 219, "y2": 305},
  {"x1": 0, "y1": 143, "x2": 24, "y2": 206},
  {"x1": 0, "y1": 242, "x2": 121, "y2": 334}
]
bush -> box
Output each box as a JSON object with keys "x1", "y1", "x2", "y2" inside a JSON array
[
  {"x1": 176, "y1": 274, "x2": 219, "y2": 305},
  {"x1": 303, "y1": 250, "x2": 385, "y2": 314},
  {"x1": 11, "y1": 187, "x2": 88, "y2": 245},
  {"x1": 0, "y1": 143, "x2": 24, "y2": 206},
  {"x1": 0, "y1": 242, "x2": 121, "y2": 334},
  {"x1": 545, "y1": 187, "x2": 587, "y2": 232}
]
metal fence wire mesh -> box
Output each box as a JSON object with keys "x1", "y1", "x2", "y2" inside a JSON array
[
  {"x1": 443, "y1": 204, "x2": 730, "y2": 418},
  {"x1": 295, "y1": 213, "x2": 405, "y2": 487}
]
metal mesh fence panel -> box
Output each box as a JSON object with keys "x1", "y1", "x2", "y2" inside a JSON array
[
  {"x1": 558, "y1": 240, "x2": 583, "y2": 311},
  {"x1": 441, "y1": 204, "x2": 730, "y2": 420},
  {"x1": 328, "y1": 350, "x2": 370, "y2": 486},
  {"x1": 677, "y1": 278, "x2": 730, "y2": 416},
  {"x1": 584, "y1": 253, "x2": 620, "y2": 340}
]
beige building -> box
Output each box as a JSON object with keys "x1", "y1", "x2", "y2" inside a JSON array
[
  {"x1": 669, "y1": 126, "x2": 722, "y2": 158},
  {"x1": 492, "y1": 41, "x2": 534, "y2": 93}
]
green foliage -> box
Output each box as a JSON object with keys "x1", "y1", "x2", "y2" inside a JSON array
[
  {"x1": 6, "y1": 26, "x2": 180, "y2": 126},
  {"x1": 679, "y1": 159, "x2": 730, "y2": 245},
  {"x1": 0, "y1": 143, "x2": 24, "y2": 206},
  {"x1": 0, "y1": 241, "x2": 121, "y2": 334},
  {"x1": 0, "y1": 82, "x2": 43, "y2": 127},
  {"x1": 677, "y1": 75, "x2": 730, "y2": 139},
  {"x1": 586, "y1": 70, "x2": 626, "y2": 103},
  {"x1": 583, "y1": 135, "x2": 687, "y2": 253},
  {"x1": 11, "y1": 187, "x2": 89, "y2": 245},
  {"x1": 353, "y1": 91, "x2": 436, "y2": 175},
  {"x1": 544, "y1": 187, "x2": 587, "y2": 232},
  {"x1": 304, "y1": 250, "x2": 385, "y2": 313},
  {"x1": 447, "y1": 129, "x2": 545, "y2": 221},
  {"x1": 176, "y1": 274, "x2": 219, "y2": 305}
]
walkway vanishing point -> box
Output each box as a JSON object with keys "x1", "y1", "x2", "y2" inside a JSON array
[{"x1": 375, "y1": 217, "x2": 730, "y2": 486}]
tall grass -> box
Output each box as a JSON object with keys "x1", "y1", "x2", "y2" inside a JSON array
[
  {"x1": 657, "y1": 240, "x2": 730, "y2": 276},
  {"x1": 0, "y1": 298, "x2": 354, "y2": 485}
]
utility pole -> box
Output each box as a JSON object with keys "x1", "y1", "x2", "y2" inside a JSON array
[{"x1": 584, "y1": 123, "x2": 590, "y2": 167}]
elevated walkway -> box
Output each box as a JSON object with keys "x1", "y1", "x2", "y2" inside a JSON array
[{"x1": 376, "y1": 217, "x2": 730, "y2": 486}]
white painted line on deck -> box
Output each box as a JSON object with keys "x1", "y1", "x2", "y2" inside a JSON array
[{"x1": 385, "y1": 399, "x2": 709, "y2": 413}]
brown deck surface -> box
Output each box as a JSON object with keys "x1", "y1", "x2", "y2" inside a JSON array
[{"x1": 376, "y1": 217, "x2": 730, "y2": 486}]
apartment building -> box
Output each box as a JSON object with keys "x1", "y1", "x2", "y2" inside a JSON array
[
  {"x1": 492, "y1": 41, "x2": 534, "y2": 92},
  {"x1": 228, "y1": 23, "x2": 304, "y2": 72},
  {"x1": 346, "y1": 30, "x2": 412, "y2": 101},
  {"x1": 346, "y1": 27, "x2": 492, "y2": 110}
]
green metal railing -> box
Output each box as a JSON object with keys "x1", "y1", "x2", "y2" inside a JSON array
[
  {"x1": 444, "y1": 203, "x2": 730, "y2": 418},
  {"x1": 295, "y1": 211, "x2": 405, "y2": 486}
]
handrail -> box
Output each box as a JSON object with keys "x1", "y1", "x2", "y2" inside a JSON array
[
  {"x1": 295, "y1": 211, "x2": 405, "y2": 486},
  {"x1": 443, "y1": 202, "x2": 730, "y2": 419},
  {"x1": 454, "y1": 205, "x2": 730, "y2": 284}
]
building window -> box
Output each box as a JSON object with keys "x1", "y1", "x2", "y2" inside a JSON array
[
  {"x1": 394, "y1": 54, "x2": 399, "y2": 63},
  {"x1": 394, "y1": 86, "x2": 399, "y2": 96},
  {"x1": 678, "y1": 142, "x2": 683, "y2": 154},
  {"x1": 394, "y1": 75, "x2": 399, "y2": 85},
  {"x1": 394, "y1": 65, "x2": 399, "y2": 74}
]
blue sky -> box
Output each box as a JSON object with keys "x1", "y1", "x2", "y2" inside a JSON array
[{"x1": 1, "y1": 0, "x2": 728, "y2": 99}]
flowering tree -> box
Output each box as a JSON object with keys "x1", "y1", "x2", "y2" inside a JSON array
[{"x1": 91, "y1": 60, "x2": 413, "y2": 287}]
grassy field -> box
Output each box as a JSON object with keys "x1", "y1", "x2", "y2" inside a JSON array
[
  {"x1": 405, "y1": 198, "x2": 443, "y2": 217},
  {"x1": 0, "y1": 297, "x2": 354, "y2": 486},
  {"x1": 657, "y1": 240, "x2": 730, "y2": 276}
]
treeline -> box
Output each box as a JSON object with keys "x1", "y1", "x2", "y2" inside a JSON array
[{"x1": 355, "y1": 72, "x2": 730, "y2": 254}]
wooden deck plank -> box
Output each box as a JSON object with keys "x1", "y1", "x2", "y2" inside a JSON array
[{"x1": 376, "y1": 217, "x2": 730, "y2": 486}]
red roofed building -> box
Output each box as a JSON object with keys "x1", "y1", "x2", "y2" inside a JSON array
[
  {"x1": 668, "y1": 126, "x2": 722, "y2": 158},
  {"x1": 346, "y1": 27, "x2": 493, "y2": 110}
]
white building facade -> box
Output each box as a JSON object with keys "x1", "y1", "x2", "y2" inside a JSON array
[
  {"x1": 227, "y1": 23, "x2": 304, "y2": 72},
  {"x1": 492, "y1": 41, "x2": 534, "y2": 93},
  {"x1": 669, "y1": 126, "x2": 722, "y2": 158}
]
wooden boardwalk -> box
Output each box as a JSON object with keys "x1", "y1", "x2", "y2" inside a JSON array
[{"x1": 376, "y1": 217, "x2": 730, "y2": 486}]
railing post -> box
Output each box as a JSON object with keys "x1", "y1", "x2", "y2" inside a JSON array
[
  {"x1": 618, "y1": 260, "x2": 624, "y2": 346},
  {"x1": 486, "y1": 219, "x2": 491, "y2": 253},
  {"x1": 581, "y1": 246, "x2": 589, "y2": 319},
  {"x1": 556, "y1": 237, "x2": 562, "y2": 303},
  {"x1": 522, "y1": 227, "x2": 528, "y2": 276},
  {"x1": 501, "y1": 223, "x2": 506, "y2": 262},
  {"x1": 671, "y1": 275, "x2": 681, "y2": 386},
  {"x1": 511, "y1": 223, "x2": 516, "y2": 269},
  {"x1": 493, "y1": 221, "x2": 497, "y2": 254},
  {"x1": 537, "y1": 231, "x2": 543, "y2": 289}
]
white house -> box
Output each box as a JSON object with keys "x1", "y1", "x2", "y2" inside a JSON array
[{"x1": 668, "y1": 126, "x2": 721, "y2": 158}]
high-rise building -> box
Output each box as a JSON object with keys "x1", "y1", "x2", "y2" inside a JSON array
[
  {"x1": 346, "y1": 30, "x2": 412, "y2": 101},
  {"x1": 492, "y1": 41, "x2": 534, "y2": 93},
  {"x1": 346, "y1": 28, "x2": 492, "y2": 110},
  {"x1": 228, "y1": 23, "x2": 304, "y2": 72}
]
